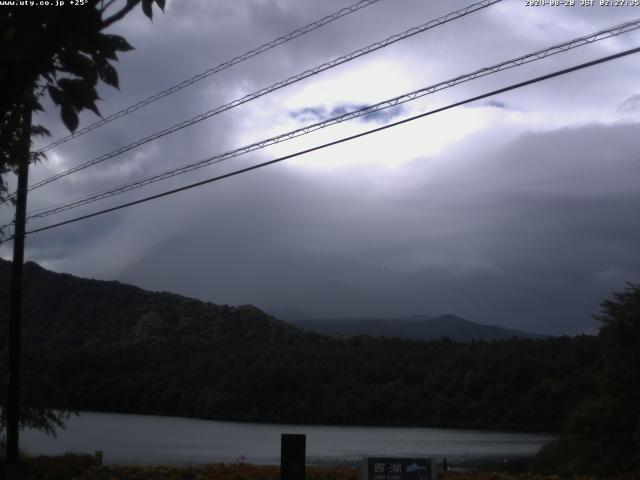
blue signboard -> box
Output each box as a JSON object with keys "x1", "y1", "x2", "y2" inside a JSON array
[{"x1": 361, "y1": 457, "x2": 435, "y2": 480}]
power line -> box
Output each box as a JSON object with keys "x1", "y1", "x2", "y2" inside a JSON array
[
  {"x1": 35, "y1": 0, "x2": 383, "y2": 154},
  {"x1": 23, "y1": 0, "x2": 502, "y2": 194},
  {"x1": 5, "y1": 44, "x2": 638, "y2": 243},
  {"x1": 22, "y1": 17, "x2": 640, "y2": 222}
]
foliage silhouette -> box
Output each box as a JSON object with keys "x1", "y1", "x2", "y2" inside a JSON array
[
  {"x1": 0, "y1": 0, "x2": 164, "y2": 436},
  {"x1": 0, "y1": 0, "x2": 164, "y2": 204},
  {"x1": 534, "y1": 283, "x2": 640, "y2": 476}
]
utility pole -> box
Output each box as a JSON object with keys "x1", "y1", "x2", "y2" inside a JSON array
[{"x1": 6, "y1": 101, "x2": 32, "y2": 480}]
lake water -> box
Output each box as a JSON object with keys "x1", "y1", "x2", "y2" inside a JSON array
[{"x1": 21, "y1": 411, "x2": 555, "y2": 467}]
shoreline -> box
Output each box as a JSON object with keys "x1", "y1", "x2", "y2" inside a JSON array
[{"x1": 71, "y1": 409, "x2": 558, "y2": 436}]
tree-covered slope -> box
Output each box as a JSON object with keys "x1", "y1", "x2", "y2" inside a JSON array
[
  {"x1": 29, "y1": 335, "x2": 600, "y2": 432},
  {"x1": 0, "y1": 259, "x2": 312, "y2": 350}
]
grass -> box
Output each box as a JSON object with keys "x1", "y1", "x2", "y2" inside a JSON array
[
  {"x1": 66, "y1": 465, "x2": 640, "y2": 480},
  {"x1": 0, "y1": 452, "x2": 100, "y2": 480},
  {"x1": 1, "y1": 455, "x2": 638, "y2": 480}
]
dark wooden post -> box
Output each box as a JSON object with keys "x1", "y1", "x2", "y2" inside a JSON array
[{"x1": 281, "y1": 434, "x2": 305, "y2": 480}]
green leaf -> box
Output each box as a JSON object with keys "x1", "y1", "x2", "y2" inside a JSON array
[
  {"x1": 92, "y1": 34, "x2": 119, "y2": 61},
  {"x1": 104, "y1": 34, "x2": 134, "y2": 53},
  {"x1": 84, "y1": 99, "x2": 101, "y2": 117},
  {"x1": 59, "y1": 51, "x2": 97, "y2": 86},
  {"x1": 30, "y1": 125, "x2": 50, "y2": 138},
  {"x1": 98, "y1": 63, "x2": 119, "y2": 90},
  {"x1": 47, "y1": 85, "x2": 64, "y2": 105},
  {"x1": 90, "y1": 35, "x2": 134, "y2": 68},
  {"x1": 142, "y1": 0, "x2": 153, "y2": 19},
  {"x1": 155, "y1": 0, "x2": 165, "y2": 11},
  {"x1": 60, "y1": 103, "x2": 78, "y2": 132},
  {"x1": 57, "y1": 78, "x2": 101, "y2": 116}
]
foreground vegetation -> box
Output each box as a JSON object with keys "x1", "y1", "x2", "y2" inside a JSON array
[
  {"x1": 1, "y1": 458, "x2": 639, "y2": 480},
  {"x1": 0, "y1": 452, "x2": 100, "y2": 480},
  {"x1": 66, "y1": 465, "x2": 640, "y2": 480}
]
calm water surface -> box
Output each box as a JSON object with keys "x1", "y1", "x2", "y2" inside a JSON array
[{"x1": 21, "y1": 412, "x2": 555, "y2": 466}]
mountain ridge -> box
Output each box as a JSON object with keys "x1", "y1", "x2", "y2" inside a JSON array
[
  {"x1": 1, "y1": 258, "x2": 545, "y2": 349},
  {"x1": 0, "y1": 258, "x2": 313, "y2": 350},
  {"x1": 286, "y1": 313, "x2": 547, "y2": 341}
]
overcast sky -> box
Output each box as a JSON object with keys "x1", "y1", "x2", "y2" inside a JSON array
[{"x1": 2, "y1": 0, "x2": 640, "y2": 335}]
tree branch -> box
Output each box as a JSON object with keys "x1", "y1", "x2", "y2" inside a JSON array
[
  {"x1": 100, "y1": 0, "x2": 140, "y2": 29},
  {"x1": 100, "y1": 0, "x2": 119, "y2": 16}
]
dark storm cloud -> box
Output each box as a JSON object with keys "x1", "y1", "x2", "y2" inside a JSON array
[
  {"x1": 290, "y1": 106, "x2": 327, "y2": 122},
  {"x1": 483, "y1": 99, "x2": 508, "y2": 109},
  {"x1": 342, "y1": 105, "x2": 405, "y2": 124},
  {"x1": 289, "y1": 103, "x2": 404, "y2": 123}
]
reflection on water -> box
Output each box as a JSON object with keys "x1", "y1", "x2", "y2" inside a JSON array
[{"x1": 21, "y1": 411, "x2": 555, "y2": 466}]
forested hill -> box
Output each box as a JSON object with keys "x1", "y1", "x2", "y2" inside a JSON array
[{"x1": 0, "y1": 259, "x2": 313, "y2": 350}]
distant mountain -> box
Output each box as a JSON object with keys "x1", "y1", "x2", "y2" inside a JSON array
[
  {"x1": 265, "y1": 306, "x2": 312, "y2": 323},
  {"x1": 0, "y1": 259, "x2": 313, "y2": 350},
  {"x1": 0, "y1": 258, "x2": 543, "y2": 353},
  {"x1": 288, "y1": 314, "x2": 546, "y2": 341}
]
